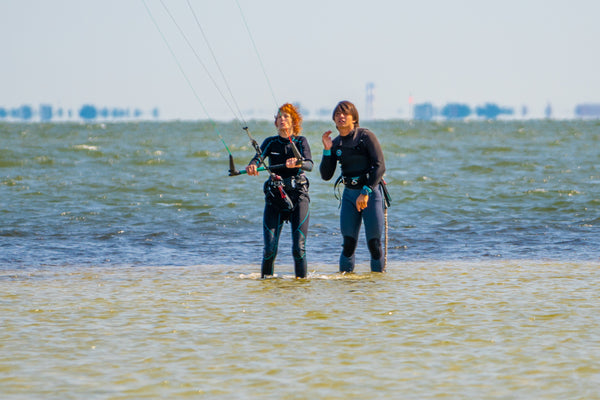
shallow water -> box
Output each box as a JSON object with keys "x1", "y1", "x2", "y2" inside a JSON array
[{"x1": 1, "y1": 261, "x2": 599, "y2": 399}]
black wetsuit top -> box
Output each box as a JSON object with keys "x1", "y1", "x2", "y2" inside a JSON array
[
  {"x1": 250, "y1": 135, "x2": 313, "y2": 179},
  {"x1": 319, "y1": 126, "x2": 387, "y2": 273},
  {"x1": 248, "y1": 134, "x2": 313, "y2": 278},
  {"x1": 319, "y1": 127, "x2": 385, "y2": 191}
]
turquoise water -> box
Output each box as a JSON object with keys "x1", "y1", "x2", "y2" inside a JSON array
[{"x1": 1, "y1": 120, "x2": 599, "y2": 398}]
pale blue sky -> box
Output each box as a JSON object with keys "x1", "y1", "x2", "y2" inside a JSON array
[{"x1": 2, "y1": 0, "x2": 599, "y2": 119}]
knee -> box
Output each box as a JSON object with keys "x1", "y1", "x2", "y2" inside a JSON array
[
  {"x1": 292, "y1": 231, "x2": 306, "y2": 258},
  {"x1": 342, "y1": 236, "x2": 357, "y2": 257},
  {"x1": 292, "y1": 243, "x2": 305, "y2": 260},
  {"x1": 263, "y1": 249, "x2": 276, "y2": 260},
  {"x1": 263, "y1": 235, "x2": 278, "y2": 257},
  {"x1": 368, "y1": 238, "x2": 382, "y2": 259},
  {"x1": 263, "y1": 241, "x2": 278, "y2": 259}
]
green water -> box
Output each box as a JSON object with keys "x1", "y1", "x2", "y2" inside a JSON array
[{"x1": 1, "y1": 261, "x2": 599, "y2": 399}]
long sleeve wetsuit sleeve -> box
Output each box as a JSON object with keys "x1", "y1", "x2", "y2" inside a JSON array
[
  {"x1": 298, "y1": 136, "x2": 313, "y2": 172},
  {"x1": 248, "y1": 136, "x2": 313, "y2": 177},
  {"x1": 248, "y1": 139, "x2": 268, "y2": 167},
  {"x1": 319, "y1": 136, "x2": 339, "y2": 181},
  {"x1": 319, "y1": 154, "x2": 337, "y2": 181},
  {"x1": 364, "y1": 131, "x2": 385, "y2": 190}
]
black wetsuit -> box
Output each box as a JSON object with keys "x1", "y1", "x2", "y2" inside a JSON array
[
  {"x1": 320, "y1": 127, "x2": 386, "y2": 272},
  {"x1": 249, "y1": 135, "x2": 313, "y2": 278}
]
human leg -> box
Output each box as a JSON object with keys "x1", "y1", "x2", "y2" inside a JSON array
[
  {"x1": 262, "y1": 204, "x2": 284, "y2": 277},
  {"x1": 339, "y1": 188, "x2": 362, "y2": 273},
  {"x1": 290, "y1": 195, "x2": 310, "y2": 278},
  {"x1": 362, "y1": 186, "x2": 385, "y2": 272}
]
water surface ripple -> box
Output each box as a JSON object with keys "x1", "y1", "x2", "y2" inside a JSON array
[
  {"x1": 1, "y1": 120, "x2": 598, "y2": 268},
  {"x1": 1, "y1": 261, "x2": 598, "y2": 399},
  {"x1": 1, "y1": 120, "x2": 599, "y2": 398}
]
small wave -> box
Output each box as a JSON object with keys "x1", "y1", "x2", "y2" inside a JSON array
[
  {"x1": 191, "y1": 150, "x2": 222, "y2": 158},
  {"x1": 0, "y1": 160, "x2": 23, "y2": 168},
  {"x1": 525, "y1": 188, "x2": 548, "y2": 194},
  {"x1": 0, "y1": 229, "x2": 29, "y2": 237},
  {"x1": 461, "y1": 165, "x2": 494, "y2": 173},
  {"x1": 310, "y1": 272, "x2": 381, "y2": 280},
  {"x1": 238, "y1": 272, "x2": 263, "y2": 279},
  {"x1": 34, "y1": 155, "x2": 54, "y2": 165},
  {"x1": 238, "y1": 271, "x2": 385, "y2": 281},
  {"x1": 72, "y1": 144, "x2": 99, "y2": 151},
  {"x1": 481, "y1": 146, "x2": 513, "y2": 153}
]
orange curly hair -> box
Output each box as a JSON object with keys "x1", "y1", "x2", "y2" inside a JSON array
[{"x1": 274, "y1": 103, "x2": 303, "y2": 135}]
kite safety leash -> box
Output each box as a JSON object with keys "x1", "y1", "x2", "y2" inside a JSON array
[{"x1": 380, "y1": 178, "x2": 392, "y2": 270}]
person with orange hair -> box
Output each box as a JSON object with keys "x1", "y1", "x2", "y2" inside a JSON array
[{"x1": 246, "y1": 103, "x2": 313, "y2": 278}]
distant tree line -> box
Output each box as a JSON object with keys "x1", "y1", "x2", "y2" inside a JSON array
[
  {"x1": 413, "y1": 102, "x2": 516, "y2": 120},
  {"x1": 2, "y1": 102, "x2": 600, "y2": 121},
  {"x1": 0, "y1": 104, "x2": 160, "y2": 122},
  {"x1": 413, "y1": 102, "x2": 600, "y2": 120}
]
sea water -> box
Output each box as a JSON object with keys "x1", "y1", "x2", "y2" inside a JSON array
[{"x1": 1, "y1": 120, "x2": 599, "y2": 398}]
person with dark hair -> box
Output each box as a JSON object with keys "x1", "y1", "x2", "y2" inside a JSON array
[
  {"x1": 246, "y1": 103, "x2": 313, "y2": 278},
  {"x1": 320, "y1": 100, "x2": 387, "y2": 273}
]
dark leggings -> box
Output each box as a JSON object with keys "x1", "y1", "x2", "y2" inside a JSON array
[
  {"x1": 261, "y1": 193, "x2": 309, "y2": 278},
  {"x1": 339, "y1": 186, "x2": 385, "y2": 273}
]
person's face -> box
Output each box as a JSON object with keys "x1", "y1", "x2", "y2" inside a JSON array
[
  {"x1": 334, "y1": 109, "x2": 355, "y2": 131},
  {"x1": 276, "y1": 112, "x2": 293, "y2": 134}
]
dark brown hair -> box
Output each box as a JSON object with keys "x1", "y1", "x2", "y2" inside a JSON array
[{"x1": 332, "y1": 100, "x2": 359, "y2": 126}]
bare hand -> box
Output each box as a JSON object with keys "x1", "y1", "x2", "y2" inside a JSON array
[
  {"x1": 286, "y1": 157, "x2": 302, "y2": 168},
  {"x1": 322, "y1": 130, "x2": 333, "y2": 150},
  {"x1": 245, "y1": 164, "x2": 259, "y2": 176},
  {"x1": 356, "y1": 193, "x2": 369, "y2": 212}
]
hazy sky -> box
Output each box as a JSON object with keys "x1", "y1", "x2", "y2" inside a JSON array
[{"x1": 2, "y1": 0, "x2": 599, "y2": 119}]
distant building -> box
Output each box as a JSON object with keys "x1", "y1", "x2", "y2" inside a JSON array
[
  {"x1": 39, "y1": 104, "x2": 53, "y2": 122},
  {"x1": 574, "y1": 103, "x2": 600, "y2": 118},
  {"x1": 413, "y1": 103, "x2": 436, "y2": 120},
  {"x1": 76, "y1": 105, "x2": 154, "y2": 120},
  {"x1": 99, "y1": 108, "x2": 110, "y2": 119},
  {"x1": 440, "y1": 103, "x2": 471, "y2": 120},
  {"x1": 11, "y1": 105, "x2": 33, "y2": 120},
  {"x1": 114, "y1": 108, "x2": 123, "y2": 118},
  {"x1": 475, "y1": 103, "x2": 514, "y2": 119},
  {"x1": 545, "y1": 103, "x2": 553, "y2": 119}
]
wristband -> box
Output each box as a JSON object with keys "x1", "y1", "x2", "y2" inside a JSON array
[
  {"x1": 323, "y1": 149, "x2": 331, "y2": 156},
  {"x1": 361, "y1": 186, "x2": 372, "y2": 196}
]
